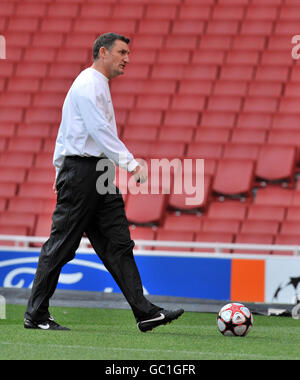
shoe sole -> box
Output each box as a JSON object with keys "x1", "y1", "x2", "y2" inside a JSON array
[{"x1": 138, "y1": 309, "x2": 184, "y2": 333}]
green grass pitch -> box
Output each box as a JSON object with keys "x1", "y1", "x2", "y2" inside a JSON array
[{"x1": 1, "y1": 304, "x2": 300, "y2": 360}]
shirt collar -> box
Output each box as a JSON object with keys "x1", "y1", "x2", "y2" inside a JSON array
[{"x1": 89, "y1": 67, "x2": 109, "y2": 83}]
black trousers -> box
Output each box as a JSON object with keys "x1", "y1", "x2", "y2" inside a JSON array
[{"x1": 25, "y1": 156, "x2": 160, "y2": 323}]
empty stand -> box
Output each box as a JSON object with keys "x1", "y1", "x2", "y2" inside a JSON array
[{"x1": 0, "y1": 0, "x2": 300, "y2": 256}]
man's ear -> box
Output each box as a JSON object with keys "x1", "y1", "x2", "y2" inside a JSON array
[{"x1": 99, "y1": 46, "x2": 107, "y2": 59}]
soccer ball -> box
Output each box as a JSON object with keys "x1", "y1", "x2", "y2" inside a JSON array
[{"x1": 217, "y1": 303, "x2": 253, "y2": 337}]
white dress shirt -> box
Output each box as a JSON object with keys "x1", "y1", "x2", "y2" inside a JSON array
[{"x1": 53, "y1": 67, "x2": 139, "y2": 178}]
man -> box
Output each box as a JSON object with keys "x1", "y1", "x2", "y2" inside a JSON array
[{"x1": 24, "y1": 33, "x2": 184, "y2": 332}]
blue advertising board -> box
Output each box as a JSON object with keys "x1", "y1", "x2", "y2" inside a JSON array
[{"x1": 0, "y1": 249, "x2": 232, "y2": 300}]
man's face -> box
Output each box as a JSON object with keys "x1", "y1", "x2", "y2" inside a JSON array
[{"x1": 102, "y1": 40, "x2": 130, "y2": 79}]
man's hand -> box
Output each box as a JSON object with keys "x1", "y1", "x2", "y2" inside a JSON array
[
  {"x1": 53, "y1": 179, "x2": 57, "y2": 194},
  {"x1": 131, "y1": 165, "x2": 148, "y2": 184}
]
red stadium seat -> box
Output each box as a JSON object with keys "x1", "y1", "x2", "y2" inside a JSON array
[
  {"x1": 113, "y1": 4, "x2": 145, "y2": 18},
  {"x1": 25, "y1": 108, "x2": 61, "y2": 124},
  {"x1": 236, "y1": 113, "x2": 272, "y2": 129},
  {"x1": 246, "y1": 6, "x2": 278, "y2": 21},
  {"x1": 18, "y1": 183, "x2": 56, "y2": 200},
  {"x1": 207, "y1": 201, "x2": 247, "y2": 220},
  {"x1": 170, "y1": 95, "x2": 205, "y2": 112},
  {"x1": 15, "y1": 62, "x2": 48, "y2": 78},
  {"x1": 273, "y1": 235, "x2": 300, "y2": 256},
  {"x1": 32, "y1": 32, "x2": 65, "y2": 48},
  {"x1": 233, "y1": 233, "x2": 274, "y2": 254},
  {"x1": 202, "y1": 218, "x2": 240, "y2": 234},
  {"x1": 194, "y1": 232, "x2": 234, "y2": 253},
  {"x1": 128, "y1": 109, "x2": 162, "y2": 126},
  {"x1": 0, "y1": 212, "x2": 36, "y2": 234},
  {"x1": 254, "y1": 187, "x2": 294, "y2": 207},
  {"x1": 220, "y1": 65, "x2": 254, "y2": 81},
  {"x1": 226, "y1": 50, "x2": 260, "y2": 65},
  {"x1": 200, "y1": 35, "x2": 232, "y2": 50},
  {"x1": 186, "y1": 142, "x2": 224, "y2": 160},
  {"x1": 207, "y1": 20, "x2": 239, "y2": 35},
  {"x1": 194, "y1": 128, "x2": 231, "y2": 144},
  {"x1": 168, "y1": 174, "x2": 211, "y2": 211},
  {"x1": 80, "y1": 4, "x2": 112, "y2": 18},
  {"x1": 280, "y1": 221, "x2": 300, "y2": 236},
  {"x1": 164, "y1": 110, "x2": 199, "y2": 127},
  {"x1": 200, "y1": 112, "x2": 236, "y2": 128},
  {"x1": 122, "y1": 125, "x2": 159, "y2": 141},
  {"x1": 149, "y1": 141, "x2": 186, "y2": 159},
  {"x1": 158, "y1": 49, "x2": 191, "y2": 64},
  {"x1": 7, "y1": 77, "x2": 40, "y2": 93},
  {"x1": 179, "y1": 80, "x2": 213, "y2": 96},
  {"x1": 212, "y1": 5, "x2": 244, "y2": 20},
  {"x1": 8, "y1": 17, "x2": 39, "y2": 32},
  {"x1": 27, "y1": 168, "x2": 55, "y2": 184},
  {"x1": 158, "y1": 127, "x2": 194, "y2": 143},
  {"x1": 136, "y1": 95, "x2": 170, "y2": 110},
  {"x1": 15, "y1": 3, "x2": 47, "y2": 17},
  {"x1": 0, "y1": 123, "x2": 16, "y2": 137},
  {"x1": 247, "y1": 204, "x2": 286, "y2": 222},
  {"x1": 255, "y1": 145, "x2": 296, "y2": 185},
  {"x1": 129, "y1": 226, "x2": 156, "y2": 242},
  {"x1": 272, "y1": 114, "x2": 300, "y2": 130},
  {"x1": 192, "y1": 50, "x2": 225, "y2": 65},
  {"x1": 286, "y1": 206, "x2": 300, "y2": 221},
  {"x1": 172, "y1": 20, "x2": 205, "y2": 35},
  {"x1": 255, "y1": 66, "x2": 289, "y2": 82},
  {"x1": 212, "y1": 159, "x2": 255, "y2": 197},
  {"x1": 35, "y1": 214, "x2": 52, "y2": 237},
  {"x1": 241, "y1": 20, "x2": 273, "y2": 35},
  {"x1": 231, "y1": 129, "x2": 267, "y2": 144},
  {"x1": 0, "y1": 92, "x2": 31, "y2": 107},
  {"x1": 243, "y1": 97, "x2": 278, "y2": 113},
  {"x1": 8, "y1": 137, "x2": 42, "y2": 153},
  {"x1": 48, "y1": 3, "x2": 79, "y2": 18},
  {"x1": 213, "y1": 80, "x2": 248, "y2": 96},
  {"x1": 165, "y1": 35, "x2": 197, "y2": 49},
  {"x1": 8, "y1": 197, "x2": 55, "y2": 215},
  {"x1": 248, "y1": 82, "x2": 283, "y2": 97},
  {"x1": 0, "y1": 107, "x2": 23, "y2": 123},
  {"x1": 146, "y1": 4, "x2": 178, "y2": 19},
  {"x1": 0, "y1": 183, "x2": 17, "y2": 197},
  {"x1": 138, "y1": 20, "x2": 171, "y2": 34},
  {"x1": 208, "y1": 96, "x2": 242, "y2": 112},
  {"x1": 232, "y1": 35, "x2": 266, "y2": 51},
  {"x1": 0, "y1": 152, "x2": 34, "y2": 168},
  {"x1": 155, "y1": 230, "x2": 195, "y2": 252},
  {"x1": 0, "y1": 167, "x2": 26, "y2": 183},
  {"x1": 241, "y1": 220, "x2": 279, "y2": 235},
  {"x1": 163, "y1": 213, "x2": 202, "y2": 232},
  {"x1": 125, "y1": 193, "x2": 169, "y2": 225}
]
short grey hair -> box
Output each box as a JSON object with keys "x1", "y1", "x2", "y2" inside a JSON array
[{"x1": 93, "y1": 33, "x2": 130, "y2": 61}]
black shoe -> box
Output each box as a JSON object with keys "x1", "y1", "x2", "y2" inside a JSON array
[
  {"x1": 24, "y1": 316, "x2": 70, "y2": 331},
  {"x1": 137, "y1": 308, "x2": 184, "y2": 333}
]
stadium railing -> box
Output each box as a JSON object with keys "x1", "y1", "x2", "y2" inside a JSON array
[{"x1": 0, "y1": 235, "x2": 300, "y2": 257}]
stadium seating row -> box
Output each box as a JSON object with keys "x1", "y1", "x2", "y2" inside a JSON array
[{"x1": 1, "y1": 0, "x2": 300, "y2": 256}]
